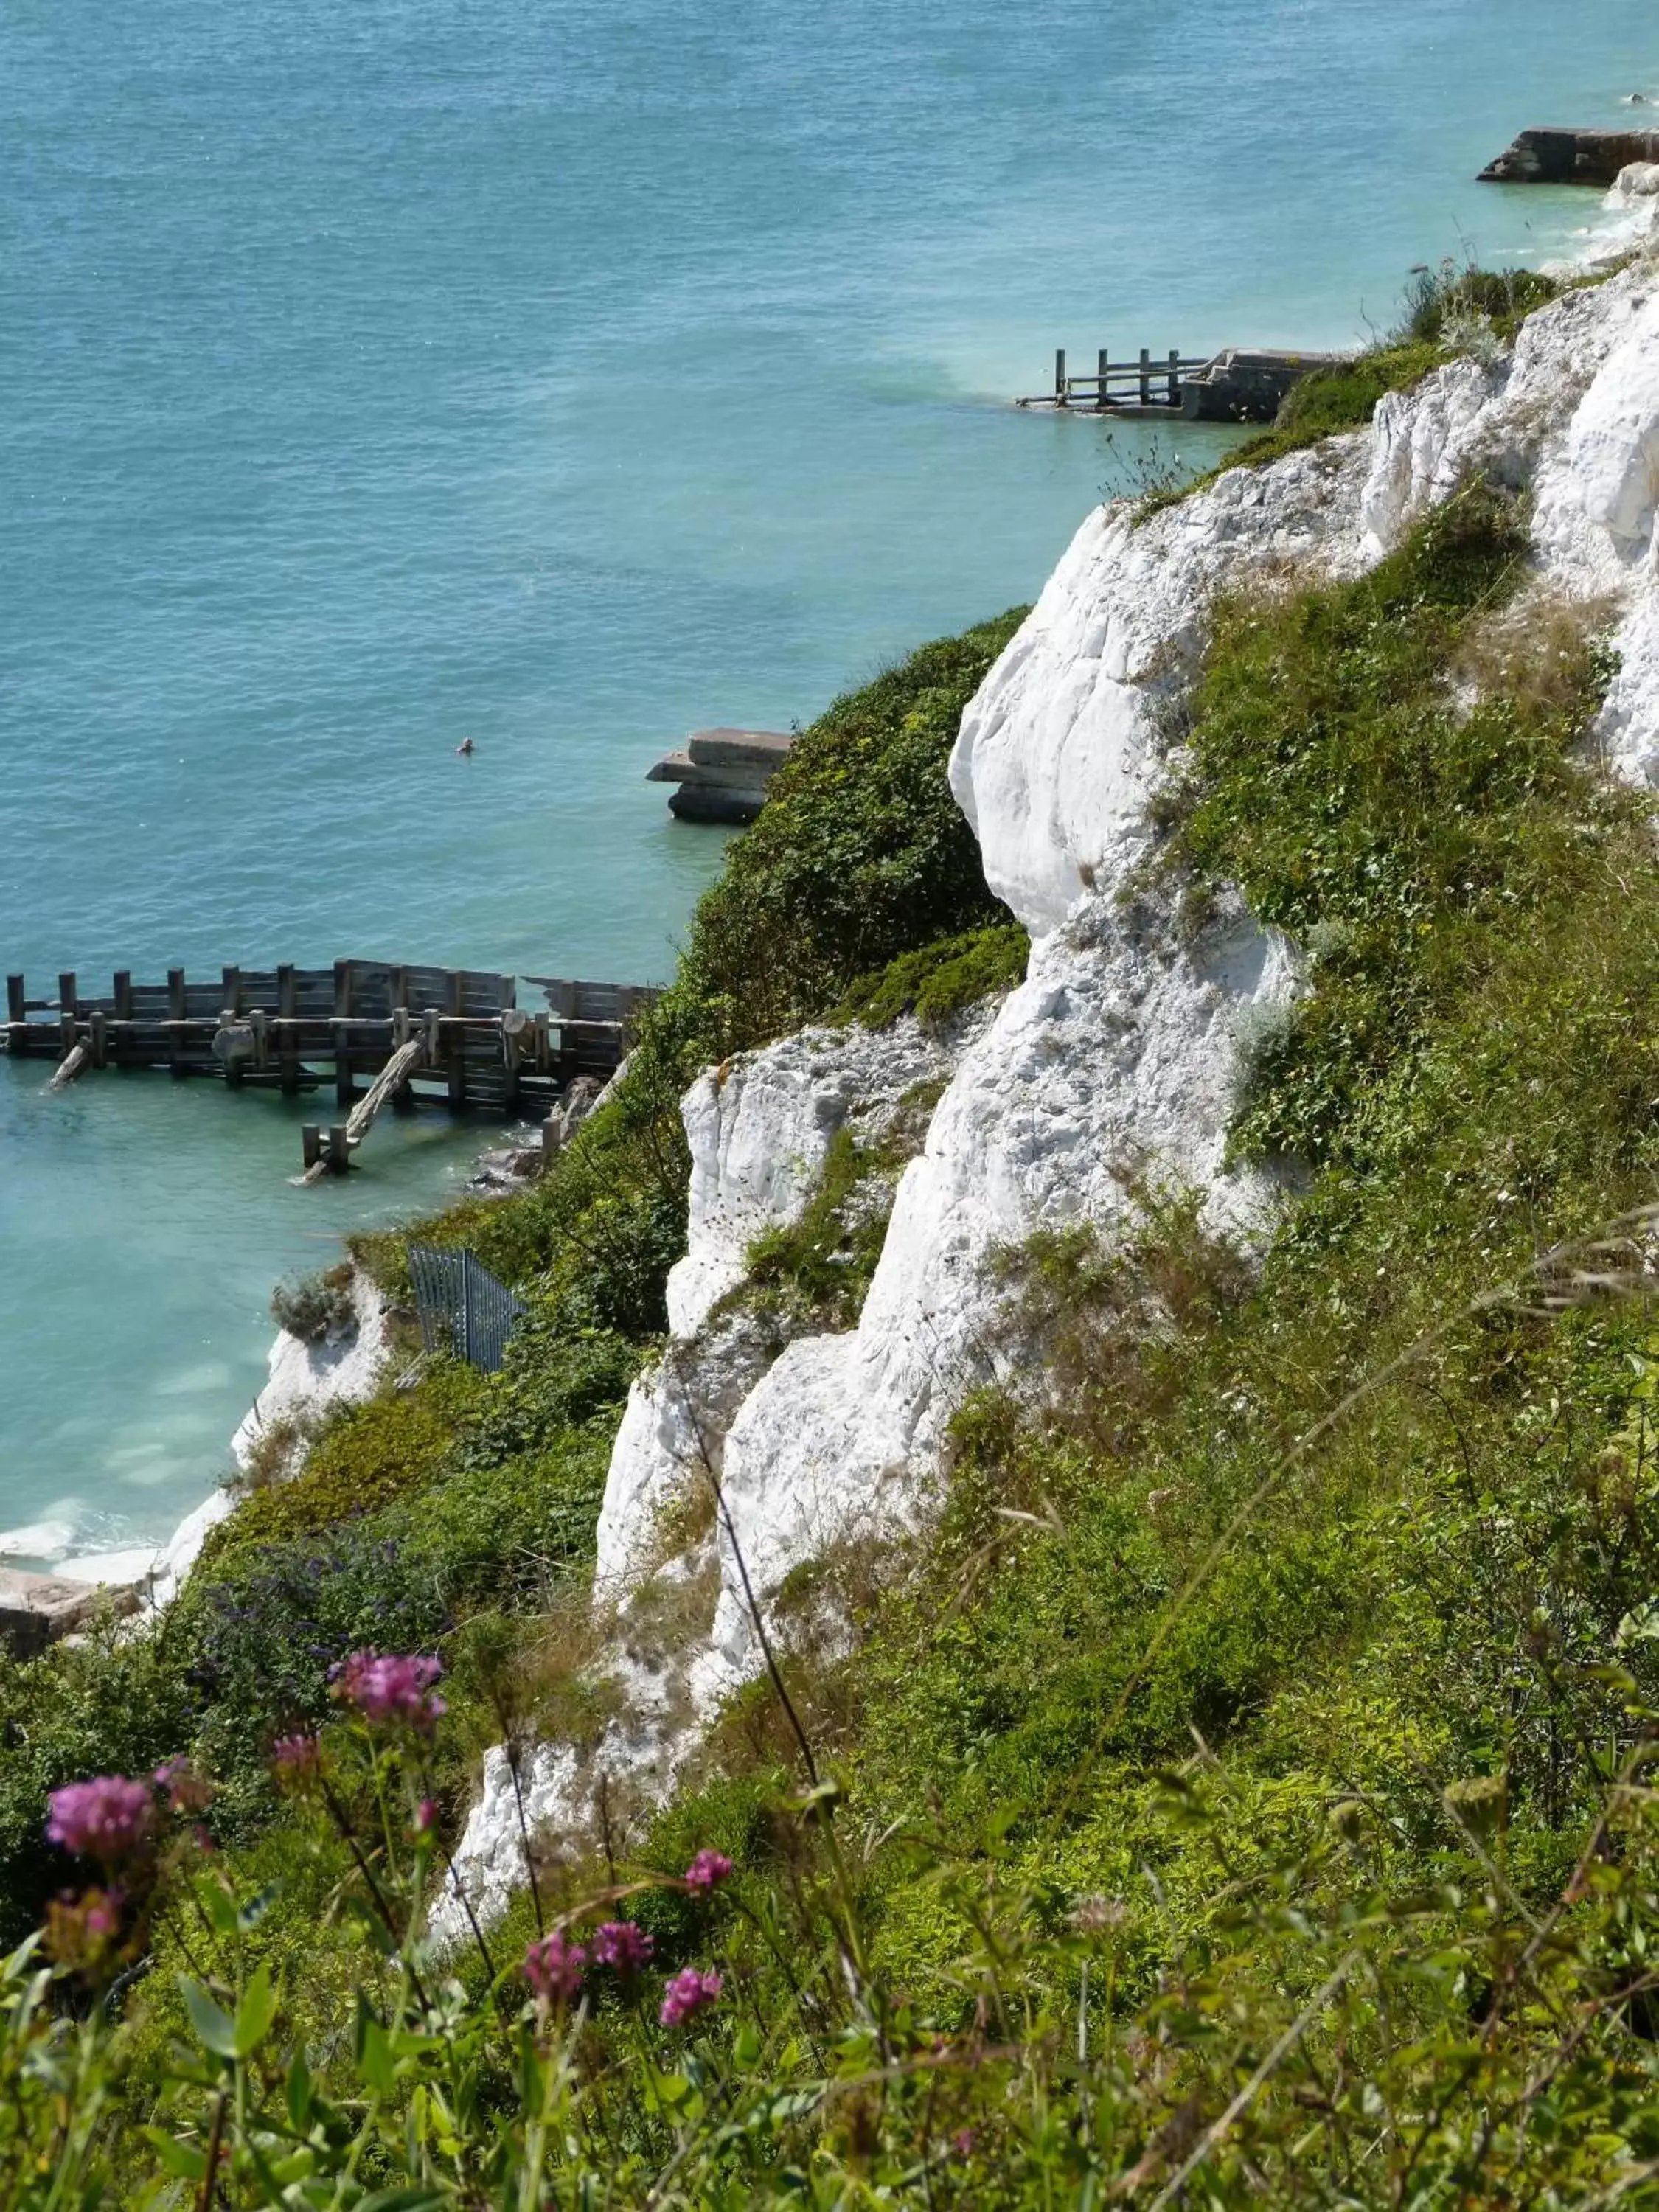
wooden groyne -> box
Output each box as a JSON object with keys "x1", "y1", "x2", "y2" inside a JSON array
[
  {"x1": 1020, "y1": 346, "x2": 1346, "y2": 424},
  {"x1": 1018, "y1": 349, "x2": 1209, "y2": 415},
  {"x1": 4, "y1": 959, "x2": 659, "y2": 1178}
]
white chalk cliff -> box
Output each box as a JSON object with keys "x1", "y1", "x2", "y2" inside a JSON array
[{"x1": 439, "y1": 226, "x2": 1659, "y2": 1932}]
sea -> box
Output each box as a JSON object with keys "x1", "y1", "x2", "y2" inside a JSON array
[{"x1": 1, "y1": 0, "x2": 1654, "y2": 1571}]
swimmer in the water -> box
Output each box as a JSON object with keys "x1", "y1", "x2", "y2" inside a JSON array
[{"x1": 456, "y1": 737, "x2": 475, "y2": 756}]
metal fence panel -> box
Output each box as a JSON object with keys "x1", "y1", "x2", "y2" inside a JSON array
[{"x1": 407, "y1": 1244, "x2": 527, "y2": 1374}]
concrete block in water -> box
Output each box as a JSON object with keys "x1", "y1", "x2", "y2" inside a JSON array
[
  {"x1": 647, "y1": 728, "x2": 794, "y2": 824},
  {"x1": 1478, "y1": 128, "x2": 1659, "y2": 186},
  {"x1": 1181, "y1": 349, "x2": 1349, "y2": 425}
]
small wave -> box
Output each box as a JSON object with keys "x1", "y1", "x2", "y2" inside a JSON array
[{"x1": 0, "y1": 1517, "x2": 77, "y2": 1560}]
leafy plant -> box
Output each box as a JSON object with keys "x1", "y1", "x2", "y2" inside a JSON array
[{"x1": 832, "y1": 920, "x2": 1029, "y2": 1032}]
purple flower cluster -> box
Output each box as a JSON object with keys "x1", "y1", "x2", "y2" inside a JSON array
[
  {"x1": 659, "y1": 1966, "x2": 723, "y2": 2028},
  {"x1": 684, "y1": 1848, "x2": 733, "y2": 1893},
  {"x1": 524, "y1": 1929, "x2": 586, "y2": 2003},
  {"x1": 44, "y1": 1777, "x2": 154, "y2": 1864},
  {"x1": 330, "y1": 1652, "x2": 446, "y2": 1735},
  {"x1": 591, "y1": 1919, "x2": 653, "y2": 1975}
]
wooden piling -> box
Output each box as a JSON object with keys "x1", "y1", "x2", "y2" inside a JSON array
[
  {"x1": 334, "y1": 960, "x2": 353, "y2": 1108},
  {"x1": 167, "y1": 970, "x2": 187, "y2": 1077},
  {"x1": 446, "y1": 973, "x2": 466, "y2": 1109},
  {"x1": 1054, "y1": 348, "x2": 1067, "y2": 407},
  {"x1": 277, "y1": 966, "x2": 300, "y2": 1094}
]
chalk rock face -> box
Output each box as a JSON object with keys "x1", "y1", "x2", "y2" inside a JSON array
[
  {"x1": 230, "y1": 1275, "x2": 389, "y2": 1475},
  {"x1": 668, "y1": 1019, "x2": 968, "y2": 1341},
  {"x1": 599, "y1": 1011, "x2": 993, "y2": 1599},
  {"x1": 445, "y1": 251, "x2": 1659, "y2": 1920},
  {"x1": 953, "y1": 437, "x2": 1374, "y2": 935},
  {"x1": 695, "y1": 889, "x2": 1297, "y2": 1694}
]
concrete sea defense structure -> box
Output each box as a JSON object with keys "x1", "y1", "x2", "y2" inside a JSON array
[
  {"x1": 646, "y1": 727, "x2": 795, "y2": 823},
  {"x1": 1478, "y1": 126, "x2": 1659, "y2": 186}
]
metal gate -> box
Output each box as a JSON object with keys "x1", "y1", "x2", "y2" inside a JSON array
[{"x1": 407, "y1": 1245, "x2": 527, "y2": 1374}]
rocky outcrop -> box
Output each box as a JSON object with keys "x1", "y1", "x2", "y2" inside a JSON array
[
  {"x1": 1478, "y1": 128, "x2": 1659, "y2": 187},
  {"x1": 442, "y1": 240, "x2": 1659, "y2": 1927}
]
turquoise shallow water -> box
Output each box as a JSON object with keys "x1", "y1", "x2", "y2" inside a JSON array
[{"x1": 1, "y1": 0, "x2": 1654, "y2": 1562}]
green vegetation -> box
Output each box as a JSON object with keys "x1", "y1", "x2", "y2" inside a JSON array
[
  {"x1": 832, "y1": 919, "x2": 1029, "y2": 1031},
  {"x1": 268, "y1": 1263, "x2": 358, "y2": 1345},
  {"x1": 14, "y1": 449, "x2": 1659, "y2": 2205}
]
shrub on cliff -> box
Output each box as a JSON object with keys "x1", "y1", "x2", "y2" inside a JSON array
[
  {"x1": 670, "y1": 610, "x2": 1027, "y2": 1057},
  {"x1": 268, "y1": 1263, "x2": 356, "y2": 1343}
]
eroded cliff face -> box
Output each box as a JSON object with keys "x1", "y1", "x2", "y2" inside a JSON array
[{"x1": 439, "y1": 238, "x2": 1659, "y2": 1934}]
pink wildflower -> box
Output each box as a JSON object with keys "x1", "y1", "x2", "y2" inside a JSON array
[
  {"x1": 45, "y1": 1886, "x2": 125, "y2": 1973},
  {"x1": 272, "y1": 1734, "x2": 321, "y2": 1791},
  {"x1": 659, "y1": 1965, "x2": 723, "y2": 2028},
  {"x1": 45, "y1": 1777, "x2": 154, "y2": 1863},
  {"x1": 591, "y1": 1919, "x2": 653, "y2": 1975},
  {"x1": 524, "y1": 1930, "x2": 586, "y2": 2003},
  {"x1": 413, "y1": 1796, "x2": 439, "y2": 1837},
  {"x1": 153, "y1": 1756, "x2": 212, "y2": 1815},
  {"x1": 684, "y1": 1848, "x2": 734, "y2": 1893},
  {"x1": 330, "y1": 1652, "x2": 446, "y2": 1735}
]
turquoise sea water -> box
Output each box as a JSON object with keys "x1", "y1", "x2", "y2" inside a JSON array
[{"x1": 2, "y1": 0, "x2": 1654, "y2": 1565}]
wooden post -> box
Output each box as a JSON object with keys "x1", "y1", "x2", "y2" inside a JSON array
[
  {"x1": 5, "y1": 976, "x2": 24, "y2": 1026},
  {"x1": 1096, "y1": 347, "x2": 1110, "y2": 413},
  {"x1": 248, "y1": 1007, "x2": 269, "y2": 1071},
  {"x1": 113, "y1": 971, "x2": 133, "y2": 1022},
  {"x1": 221, "y1": 966, "x2": 242, "y2": 1015},
  {"x1": 1167, "y1": 349, "x2": 1181, "y2": 406},
  {"x1": 334, "y1": 959, "x2": 353, "y2": 1109},
  {"x1": 59, "y1": 1011, "x2": 76, "y2": 1058},
  {"x1": 501, "y1": 1012, "x2": 523, "y2": 1116},
  {"x1": 58, "y1": 972, "x2": 77, "y2": 1019},
  {"x1": 277, "y1": 965, "x2": 299, "y2": 1095},
  {"x1": 302, "y1": 1124, "x2": 322, "y2": 1175},
  {"x1": 167, "y1": 969, "x2": 187, "y2": 1077},
  {"x1": 1139, "y1": 347, "x2": 1151, "y2": 406},
  {"x1": 328, "y1": 1124, "x2": 350, "y2": 1175},
  {"x1": 1054, "y1": 348, "x2": 1067, "y2": 407},
  {"x1": 446, "y1": 973, "x2": 466, "y2": 1109},
  {"x1": 220, "y1": 1010, "x2": 244, "y2": 1089},
  {"x1": 88, "y1": 1011, "x2": 107, "y2": 1068}
]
